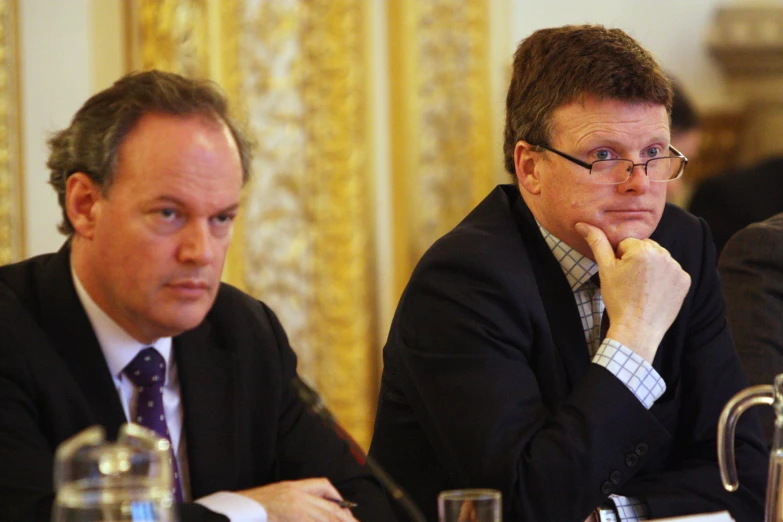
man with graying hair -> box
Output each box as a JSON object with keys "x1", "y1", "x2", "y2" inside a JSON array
[
  {"x1": 370, "y1": 25, "x2": 768, "y2": 522},
  {"x1": 0, "y1": 70, "x2": 396, "y2": 522}
]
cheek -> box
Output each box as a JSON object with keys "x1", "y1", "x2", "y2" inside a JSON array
[
  {"x1": 213, "y1": 236, "x2": 232, "y2": 261},
  {"x1": 565, "y1": 188, "x2": 603, "y2": 217},
  {"x1": 116, "y1": 238, "x2": 177, "y2": 284}
]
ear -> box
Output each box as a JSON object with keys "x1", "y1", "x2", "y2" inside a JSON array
[
  {"x1": 66, "y1": 173, "x2": 103, "y2": 239},
  {"x1": 514, "y1": 141, "x2": 543, "y2": 195}
]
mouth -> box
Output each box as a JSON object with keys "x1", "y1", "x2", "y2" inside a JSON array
[
  {"x1": 165, "y1": 279, "x2": 211, "y2": 298},
  {"x1": 605, "y1": 208, "x2": 651, "y2": 217}
]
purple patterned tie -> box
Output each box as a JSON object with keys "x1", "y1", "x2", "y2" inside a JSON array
[{"x1": 124, "y1": 347, "x2": 184, "y2": 502}]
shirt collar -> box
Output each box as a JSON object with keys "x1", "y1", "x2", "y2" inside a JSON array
[
  {"x1": 536, "y1": 221, "x2": 598, "y2": 291},
  {"x1": 71, "y1": 265, "x2": 173, "y2": 382}
]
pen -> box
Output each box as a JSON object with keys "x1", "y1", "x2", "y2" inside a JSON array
[{"x1": 326, "y1": 497, "x2": 358, "y2": 509}]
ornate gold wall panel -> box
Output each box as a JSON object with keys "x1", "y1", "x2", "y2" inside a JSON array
[
  {"x1": 0, "y1": 0, "x2": 21, "y2": 264},
  {"x1": 300, "y1": 1, "x2": 375, "y2": 448},
  {"x1": 130, "y1": 0, "x2": 210, "y2": 77},
  {"x1": 131, "y1": 0, "x2": 377, "y2": 448},
  {"x1": 239, "y1": 0, "x2": 376, "y2": 448},
  {"x1": 389, "y1": 0, "x2": 494, "y2": 297}
]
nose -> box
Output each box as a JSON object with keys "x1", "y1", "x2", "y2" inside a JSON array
[
  {"x1": 617, "y1": 163, "x2": 650, "y2": 194},
  {"x1": 178, "y1": 220, "x2": 214, "y2": 265}
]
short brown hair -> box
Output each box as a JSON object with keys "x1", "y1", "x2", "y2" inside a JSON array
[
  {"x1": 47, "y1": 70, "x2": 254, "y2": 235},
  {"x1": 503, "y1": 25, "x2": 672, "y2": 177}
]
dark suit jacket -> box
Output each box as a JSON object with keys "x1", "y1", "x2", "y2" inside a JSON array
[
  {"x1": 0, "y1": 246, "x2": 396, "y2": 522},
  {"x1": 689, "y1": 156, "x2": 783, "y2": 255},
  {"x1": 369, "y1": 185, "x2": 768, "y2": 522},
  {"x1": 719, "y1": 212, "x2": 783, "y2": 443}
]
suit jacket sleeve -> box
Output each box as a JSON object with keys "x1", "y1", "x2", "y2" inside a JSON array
[
  {"x1": 0, "y1": 284, "x2": 76, "y2": 522},
  {"x1": 718, "y1": 214, "x2": 783, "y2": 441}
]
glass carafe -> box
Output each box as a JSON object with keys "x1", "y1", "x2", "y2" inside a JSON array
[
  {"x1": 51, "y1": 424, "x2": 177, "y2": 522},
  {"x1": 718, "y1": 374, "x2": 783, "y2": 522}
]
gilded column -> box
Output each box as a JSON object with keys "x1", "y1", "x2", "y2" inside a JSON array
[
  {"x1": 0, "y1": 0, "x2": 21, "y2": 265},
  {"x1": 239, "y1": 0, "x2": 376, "y2": 447},
  {"x1": 300, "y1": 0, "x2": 376, "y2": 448},
  {"x1": 130, "y1": 0, "x2": 210, "y2": 77},
  {"x1": 389, "y1": 0, "x2": 494, "y2": 296}
]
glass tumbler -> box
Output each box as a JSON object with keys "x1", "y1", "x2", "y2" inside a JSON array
[{"x1": 438, "y1": 489, "x2": 501, "y2": 522}]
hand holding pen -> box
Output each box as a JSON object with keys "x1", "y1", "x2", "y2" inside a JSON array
[
  {"x1": 326, "y1": 497, "x2": 358, "y2": 509},
  {"x1": 237, "y1": 477, "x2": 359, "y2": 521}
]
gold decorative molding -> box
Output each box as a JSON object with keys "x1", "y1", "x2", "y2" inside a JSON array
[
  {"x1": 0, "y1": 0, "x2": 21, "y2": 265},
  {"x1": 239, "y1": 0, "x2": 315, "y2": 391},
  {"x1": 238, "y1": 0, "x2": 376, "y2": 448},
  {"x1": 708, "y1": 4, "x2": 783, "y2": 165},
  {"x1": 300, "y1": 0, "x2": 376, "y2": 449},
  {"x1": 130, "y1": 0, "x2": 209, "y2": 77},
  {"x1": 215, "y1": 0, "x2": 246, "y2": 292},
  {"x1": 708, "y1": 5, "x2": 783, "y2": 75},
  {"x1": 389, "y1": 0, "x2": 494, "y2": 297}
]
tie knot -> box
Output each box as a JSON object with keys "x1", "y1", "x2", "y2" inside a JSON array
[
  {"x1": 579, "y1": 272, "x2": 600, "y2": 292},
  {"x1": 124, "y1": 347, "x2": 166, "y2": 388}
]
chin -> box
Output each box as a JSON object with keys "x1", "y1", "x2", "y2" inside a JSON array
[{"x1": 155, "y1": 307, "x2": 212, "y2": 337}]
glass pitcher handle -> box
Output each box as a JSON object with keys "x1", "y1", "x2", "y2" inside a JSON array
[{"x1": 718, "y1": 384, "x2": 774, "y2": 491}]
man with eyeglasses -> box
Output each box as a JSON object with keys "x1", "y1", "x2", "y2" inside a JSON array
[{"x1": 370, "y1": 25, "x2": 767, "y2": 522}]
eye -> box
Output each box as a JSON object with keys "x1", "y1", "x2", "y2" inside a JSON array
[
  {"x1": 644, "y1": 146, "x2": 662, "y2": 158},
  {"x1": 159, "y1": 208, "x2": 178, "y2": 221},
  {"x1": 594, "y1": 150, "x2": 612, "y2": 161},
  {"x1": 147, "y1": 207, "x2": 183, "y2": 233},
  {"x1": 213, "y1": 213, "x2": 234, "y2": 225}
]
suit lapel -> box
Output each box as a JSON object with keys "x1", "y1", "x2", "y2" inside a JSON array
[
  {"x1": 175, "y1": 320, "x2": 237, "y2": 497},
  {"x1": 38, "y1": 246, "x2": 127, "y2": 439},
  {"x1": 510, "y1": 195, "x2": 591, "y2": 389}
]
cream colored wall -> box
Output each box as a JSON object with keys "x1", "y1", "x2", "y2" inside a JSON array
[{"x1": 20, "y1": 0, "x2": 122, "y2": 257}]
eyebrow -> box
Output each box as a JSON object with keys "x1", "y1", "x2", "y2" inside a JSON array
[
  {"x1": 582, "y1": 135, "x2": 670, "y2": 148},
  {"x1": 215, "y1": 203, "x2": 241, "y2": 215},
  {"x1": 152, "y1": 196, "x2": 241, "y2": 215}
]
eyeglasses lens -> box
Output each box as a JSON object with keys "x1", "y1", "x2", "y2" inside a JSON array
[{"x1": 591, "y1": 158, "x2": 683, "y2": 184}]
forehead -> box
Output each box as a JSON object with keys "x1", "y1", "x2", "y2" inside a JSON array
[
  {"x1": 550, "y1": 96, "x2": 670, "y2": 146},
  {"x1": 111, "y1": 112, "x2": 243, "y2": 198}
]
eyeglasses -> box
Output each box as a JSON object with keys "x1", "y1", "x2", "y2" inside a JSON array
[{"x1": 535, "y1": 144, "x2": 688, "y2": 185}]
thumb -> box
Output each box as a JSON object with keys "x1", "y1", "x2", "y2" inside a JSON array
[{"x1": 575, "y1": 222, "x2": 616, "y2": 268}]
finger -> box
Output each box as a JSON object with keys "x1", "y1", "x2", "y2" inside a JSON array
[
  {"x1": 624, "y1": 238, "x2": 670, "y2": 259},
  {"x1": 284, "y1": 477, "x2": 344, "y2": 502},
  {"x1": 301, "y1": 494, "x2": 357, "y2": 522},
  {"x1": 575, "y1": 222, "x2": 615, "y2": 267},
  {"x1": 615, "y1": 237, "x2": 644, "y2": 258}
]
